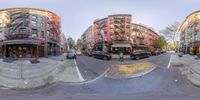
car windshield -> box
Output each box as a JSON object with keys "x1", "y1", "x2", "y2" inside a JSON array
[
  {"x1": 134, "y1": 50, "x2": 144, "y2": 53},
  {"x1": 0, "y1": 1, "x2": 199, "y2": 100},
  {"x1": 67, "y1": 51, "x2": 75, "y2": 53}
]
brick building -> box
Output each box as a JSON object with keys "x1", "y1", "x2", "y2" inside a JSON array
[
  {"x1": 82, "y1": 14, "x2": 160, "y2": 54},
  {"x1": 0, "y1": 8, "x2": 63, "y2": 59}
]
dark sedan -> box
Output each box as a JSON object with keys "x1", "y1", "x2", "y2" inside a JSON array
[
  {"x1": 130, "y1": 50, "x2": 151, "y2": 60},
  {"x1": 151, "y1": 50, "x2": 161, "y2": 55},
  {"x1": 86, "y1": 51, "x2": 96, "y2": 57},
  {"x1": 93, "y1": 51, "x2": 112, "y2": 60}
]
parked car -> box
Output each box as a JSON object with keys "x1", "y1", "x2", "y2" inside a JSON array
[
  {"x1": 76, "y1": 51, "x2": 82, "y2": 56},
  {"x1": 151, "y1": 50, "x2": 161, "y2": 55},
  {"x1": 130, "y1": 50, "x2": 151, "y2": 60},
  {"x1": 66, "y1": 50, "x2": 77, "y2": 59},
  {"x1": 92, "y1": 51, "x2": 112, "y2": 60},
  {"x1": 161, "y1": 50, "x2": 166, "y2": 54},
  {"x1": 86, "y1": 51, "x2": 95, "y2": 57}
]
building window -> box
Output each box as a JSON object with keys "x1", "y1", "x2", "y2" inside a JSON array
[
  {"x1": 31, "y1": 15, "x2": 37, "y2": 19},
  {"x1": 19, "y1": 28, "x2": 26, "y2": 33},
  {"x1": 0, "y1": 27, "x2": 2, "y2": 33},
  {"x1": 47, "y1": 30, "x2": 50, "y2": 37},
  {"x1": 41, "y1": 31, "x2": 45, "y2": 38},
  {"x1": 47, "y1": 23, "x2": 50, "y2": 28},
  {"x1": 41, "y1": 23, "x2": 44, "y2": 27},
  {"x1": 32, "y1": 29, "x2": 37, "y2": 34},
  {"x1": 31, "y1": 21, "x2": 37, "y2": 26}
]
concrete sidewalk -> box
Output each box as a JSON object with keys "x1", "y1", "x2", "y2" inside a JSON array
[
  {"x1": 0, "y1": 55, "x2": 84, "y2": 89},
  {"x1": 111, "y1": 54, "x2": 130, "y2": 59},
  {"x1": 170, "y1": 53, "x2": 200, "y2": 86}
]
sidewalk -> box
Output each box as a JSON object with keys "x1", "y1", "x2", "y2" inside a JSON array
[
  {"x1": 111, "y1": 54, "x2": 130, "y2": 59},
  {"x1": 170, "y1": 53, "x2": 200, "y2": 86},
  {"x1": 0, "y1": 54, "x2": 84, "y2": 89}
]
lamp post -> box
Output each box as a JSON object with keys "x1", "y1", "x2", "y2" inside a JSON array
[{"x1": 98, "y1": 29, "x2": 105, "y2": 51}]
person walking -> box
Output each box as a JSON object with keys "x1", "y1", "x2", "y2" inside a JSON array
[{"x1": 119, "y1": 51, "x2": 124, "y2": 61}]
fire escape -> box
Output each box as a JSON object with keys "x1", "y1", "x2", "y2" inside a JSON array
[
  {"x1": 6, "y1": 12, "x2": 30, "y2": 39},
  {"x1": 113, "y1": 17, "x2": 126, "y2": 41},
  {"x1": 132, "y1": 28, "x2": 147, "y2": 50}
]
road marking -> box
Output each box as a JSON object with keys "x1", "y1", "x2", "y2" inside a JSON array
[
  {"x1": 167, "y1": 54, "x2": 172, "y2": 69},
  {"x1": 74, "y1": 59, "x2": 85, "y2": 81}
]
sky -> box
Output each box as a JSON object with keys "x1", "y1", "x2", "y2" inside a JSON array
[{"x1": 0, "y1": 0, "x2": 200, "y2": 41}]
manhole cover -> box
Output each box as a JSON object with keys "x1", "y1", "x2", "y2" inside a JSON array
[{"x1": 172, "y1": 64, "x2": 184, "y2": 67}]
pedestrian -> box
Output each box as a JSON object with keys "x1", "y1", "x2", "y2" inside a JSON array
[{"x1": 119, "y1": 52, "x2": 124, "y2": 61}]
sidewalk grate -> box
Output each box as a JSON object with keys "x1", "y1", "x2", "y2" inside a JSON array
[
  {"x1": 194, "y1": 57, "x2": 200, "y2": 60},
  {"x1": 30, "y1": 60, "x2": 40, "y2": 64},
  {"x1": 172, "y1": 64, "x2": 185, "y2": 68}
]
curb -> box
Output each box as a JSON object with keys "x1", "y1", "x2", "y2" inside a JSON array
[
  {"x1": 186, "y1": 68, "x2": 200, "y2": 87},
  {"x1": 129, "y1": 66, "x2": 156, "y2": 79},
  {"x1": 0, "y1": 61, "x2": 65, "y2": 90}
]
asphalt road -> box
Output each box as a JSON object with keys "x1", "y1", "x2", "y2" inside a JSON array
[
  {"x1": 76, "y1": 52, "x2": 171, "y2": 81},
  {"x1": 0, "y1": 52, "x2": 200, "y2": 100}
]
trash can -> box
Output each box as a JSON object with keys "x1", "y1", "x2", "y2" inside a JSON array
[{"x1": 178, "y1": 53, "x2": 183, "y2": 57}]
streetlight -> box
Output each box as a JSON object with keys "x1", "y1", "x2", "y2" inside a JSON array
[{"x1": 98, "y1": 29, "x2": 105, "y2": 51}]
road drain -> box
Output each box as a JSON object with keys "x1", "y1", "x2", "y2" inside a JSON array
[{"x1": 172, "y1": 64, "x2": 185, "y2": 68}]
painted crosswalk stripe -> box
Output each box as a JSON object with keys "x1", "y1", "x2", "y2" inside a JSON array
[
  {"x1": 74, "y1": 59, "x2": 85, "y2": 81},
  {"x1": 167, "y1": 54, "x2": 172, "y2": 69}
]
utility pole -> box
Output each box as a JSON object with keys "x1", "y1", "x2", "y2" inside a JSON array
[{"x1": 98, "y1": 28, "x2": 105, "y2": 52}]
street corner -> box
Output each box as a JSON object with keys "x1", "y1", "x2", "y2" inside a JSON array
[
  {"x1": 182, "y1": 62, "x2": 200, "y2": 87},
  {"x1": 104, "y1": 61, "x2": 156, "y2": 79},
  {"x1": 0, "y1": 57, "x2": 86, "y2": 90}
]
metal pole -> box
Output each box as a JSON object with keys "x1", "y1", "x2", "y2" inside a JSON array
[
  {"x1": 20, "y1": 58, "x2": 23, "y2": 79},
  {"x1": 102, "y1": 34, "x2": 104, "y2": 51}
]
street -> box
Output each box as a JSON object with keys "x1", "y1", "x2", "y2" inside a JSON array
[
  {"x1": 0, "y1": 52, "x2": 200, "y2": 100},
  {"x1": 0, "y1": 1, "x2": 200, "y2": 100},
  {"x1": 76, "y1": 52, "x2": 171, "y2": 81}
]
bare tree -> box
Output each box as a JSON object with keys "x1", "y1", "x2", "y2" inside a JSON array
[
  {"x1": 159, "y1": 21, "x2": 180, "y2": 50},
  {"x1": 67, "y1": 37, "x2": 75, "y2": 50},
  {"x1": 76, "y1": 38, "x2": 82, "y2": 50}
]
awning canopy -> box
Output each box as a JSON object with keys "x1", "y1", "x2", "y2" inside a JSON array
[
  {"x1": 2, "y1": 39, "x2": 41, "y2": 45},
  {"x1": 112, "y1": 43, "x2": 132, "y2": 48},
  {"x1": 137, "y1": 45, "x2": 148, "y2": 48}
]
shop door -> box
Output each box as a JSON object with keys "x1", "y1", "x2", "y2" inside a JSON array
[{"x1": 18, "y1": 46, "x2": 22, "y2": 58}]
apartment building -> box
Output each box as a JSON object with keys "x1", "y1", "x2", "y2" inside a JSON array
[
  {"x1": 0, "y1": 8, "x2": 63, "y2": 59},
  {"x1": 84, "y1": 14, "x2": 159, "y2": 54},
  {"x1": 179, "y1": 10, "x2": 200, "y2": 55}
]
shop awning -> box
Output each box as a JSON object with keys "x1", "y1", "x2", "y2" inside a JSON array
[
  {"x1": 112, "y1": 43, "x2": 132, "y2": 48},
  {"x1": 2, "y1": 39, "x2": 41, "y2": 45},
  {"x1": 137, "y1": 45, "x2": 147, "y2": 48}
]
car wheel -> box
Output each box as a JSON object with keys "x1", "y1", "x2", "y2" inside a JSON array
[
  {"x1": 136, "y1": 56, "x2": 140, "y2": 60},
  {"x1": 103, "y1": 57, "x2": 107, "y2": 60}
]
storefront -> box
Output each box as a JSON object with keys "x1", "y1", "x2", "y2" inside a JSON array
[
  {"x1": 5, "y1": 44, "x2": 44, "y2": 58},
  {"x1": 2, "y1": 39, "x2": 45, "y2": 59},
  {"x1": 111, "y1": 43, "x2": 132, "y2": 54},
  {"x1": 188, "y1": 41, "x2": 200, "y2": 55}
]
